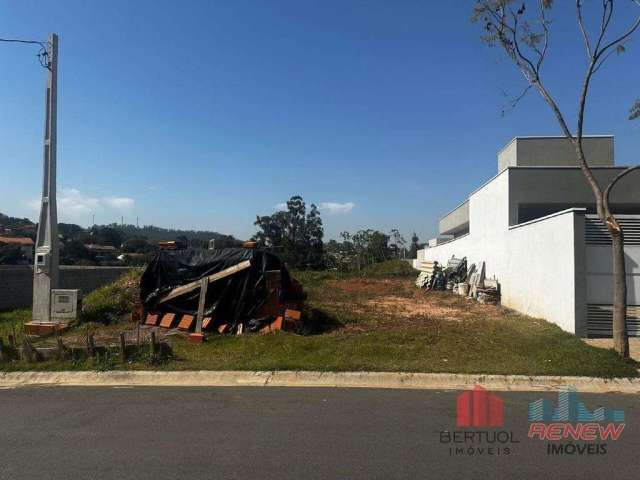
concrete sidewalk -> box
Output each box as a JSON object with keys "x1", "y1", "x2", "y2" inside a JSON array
[{"x1": 0, "y1": 370, "x2": 639, "y2": 393}]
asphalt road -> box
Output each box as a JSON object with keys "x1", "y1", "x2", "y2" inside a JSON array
[{"x1": 0, "y1": 387, "x2": 638, "y2": 479}]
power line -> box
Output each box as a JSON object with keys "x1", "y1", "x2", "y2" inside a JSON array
[{"x1": 0, "y1": 37, "x2": 51, "y2": 69}]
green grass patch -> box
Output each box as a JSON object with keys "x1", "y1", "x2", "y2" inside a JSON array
[
  {"x1": 360, "y1": 259, "x2": 416, "y2": 277},
  {"x1": 0, "y1": 309, "x2": 30, "y2": 346},
  {"x1": 158, "y1": 316, "x2": 637, "y2": 377},
  {"x1": 81, "y1": 269, "x2": 142, "y2": 324}
]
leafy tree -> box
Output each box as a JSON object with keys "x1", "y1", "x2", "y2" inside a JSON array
[
  {"x1": 472, "y1": 0, "x2": 640, "y2": 357},
  {"x1": 58, "y1": 223, "x2": 87, "y2": 242},
  {"x1": 88, "y1": 226, "x2": 124, "y2": 248},
  {"x1": 0, "y1": 244, "x2": 24, "y2": 265},
  {"x1": 303, "y1": 203, "x2": 324, "y2": 268},
  {"x1": 60, "y1": 239, "x2": 93, "y2": 265},
  {"x1": 350, "y1": 229, "x2": 390, "y2": 270},
  {"x1": 122, "y1": 237, "x2": 155, "y2": 254},
  {"x1": 216, "y1": 234, "x2": 243, "y2": 249},
  {"x1": 253, "y1": 195, "x2": 324, "y2": 269},
  {"x1": 389, "y1": 228, "x2": 406, "y2": 259}
]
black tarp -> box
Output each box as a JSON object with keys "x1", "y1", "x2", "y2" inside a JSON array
[{"x1": 140, "y1": 248, "x2": 294, "y2": 331}]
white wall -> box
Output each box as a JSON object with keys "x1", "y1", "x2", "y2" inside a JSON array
[
  {"x1": 422, "y1": 170, "x2": 510, "y2": 282},
  {"x1": 505, "y1": 211, "x2": 581, "y2": 333},
  {"x1": 419, "y1": 168, "x2": 584, "y2": 334}
]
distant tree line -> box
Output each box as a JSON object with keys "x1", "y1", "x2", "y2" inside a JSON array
[
  {"x1": 0, "y1": 212, "x2": 242, "y2": 266},
  {"x1": 3, "y1": 201, "x2": 423, "y2": 270},
  {"x1": 253, "y1": 196, "x2": 421, "y2": 271}
]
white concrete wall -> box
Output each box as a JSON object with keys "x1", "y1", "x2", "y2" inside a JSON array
[
  {"x1": 505, "y1": 211, "x2": 581, "y2": 333},
  {"x1": 422, "y1": 169, "x2": 510, "y2": 281},
  {"x1": 417, "y1": 164, "x2": 640, "y2": 336},
  {"x1": 421, "y1": 214, "x2": 581, "y2": 333},
  {"x1": 419, "y1": 168, "x2": 583, "y2": 333}
]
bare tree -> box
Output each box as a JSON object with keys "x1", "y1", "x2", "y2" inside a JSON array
[{"x1": 472, "y1": 0, "x2": 640, "y2": 357}]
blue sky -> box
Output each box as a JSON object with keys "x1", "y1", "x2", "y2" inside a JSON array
[{"x1": 0, "y1": 0, "x2": 638, "y2": 241}]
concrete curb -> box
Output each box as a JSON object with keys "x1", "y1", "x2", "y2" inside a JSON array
[{"x1": 0, "y1": 371, "x2": 639, "y2": 393}]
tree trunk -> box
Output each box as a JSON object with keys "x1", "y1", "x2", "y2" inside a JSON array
[{"x1": 610, "y1": 230, "x2": 629, "y2": 358}]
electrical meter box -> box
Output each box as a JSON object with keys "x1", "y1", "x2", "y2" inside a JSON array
[
  {"x1": 50, "y1": 289, "x2": 81, "y2": 321},
  {"x1": 35, "y1": 247, "x2": 51, "y2": 274}
]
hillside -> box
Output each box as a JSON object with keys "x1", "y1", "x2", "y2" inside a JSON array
[
  {"x1": 0, "y1": 213, "x2": 36, "y2": 238},
  {"x1": 111, "y1": 224, "x2": 242, "y2": 245},
  {"x1": 0, "y1": 212, "x2": 241, "y2": 246}
]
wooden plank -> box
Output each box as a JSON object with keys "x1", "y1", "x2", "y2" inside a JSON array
[
  {"x1": 119, "y1": 332, "x2": 126, "y2": 363},
  {"x1": 158, "y1": 260, "x2": 251, "y2": 304},
  {"x1": 194, "y1": 277, "x2": 208, "y2": 334}
]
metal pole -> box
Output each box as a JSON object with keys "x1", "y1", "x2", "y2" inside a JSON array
[{"x1": 32, "y1": 33, "x2": 59, "y2": 324}]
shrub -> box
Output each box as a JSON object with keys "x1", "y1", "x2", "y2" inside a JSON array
[
  {"x1": 81, "y1": 269, "x2": 142, "y2": 324},
  {"x1": 361, "y1": 259, "x2": 416, "y2": 277}
]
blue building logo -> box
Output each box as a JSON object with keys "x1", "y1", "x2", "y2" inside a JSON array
[{"x1": 528, "y1": 388, "x2": 625, "y2": 423}]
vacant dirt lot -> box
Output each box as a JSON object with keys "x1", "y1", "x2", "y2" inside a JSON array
[
  {"x1": 320, "y1": 277, "x2": 511, "y2": 328},
  {"x1": 1, "y1": 269, "x2": 637, "y2": 376}
]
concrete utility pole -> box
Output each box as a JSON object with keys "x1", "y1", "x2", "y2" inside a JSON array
[{"x1": 32, "y1": 33, "x2": 60, "y2": 324}]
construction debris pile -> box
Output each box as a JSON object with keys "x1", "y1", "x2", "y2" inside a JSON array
[
  {"x1": 415, "y1": 255, "x2": 500, "y2": 304},
  {"x1": 139, "y1": 247, "x2": 305, "y2": 337}
]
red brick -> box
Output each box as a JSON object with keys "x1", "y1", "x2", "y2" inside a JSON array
[
  {"x1": 188, "y1": 333, "x2": 205, "y2": 344},
  {"x1": 177, "y1": 314, "x2": 195, "y2": 331},
  {"x1": 24, "y1": 321, "x2": 70, "y2": 336},
  {"x1": 159, "y1": 313, "x2": 176, "y2": 328},
  {"x1": 260, "y1": 316, "x2": 283, "y2": 335},
  {"x1": 284, "y1": 309, "x2": 301, "y2": 321}
]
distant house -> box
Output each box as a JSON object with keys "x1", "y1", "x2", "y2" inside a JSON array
[
  {"x1": 158, "y1": 240, "x2": 187, "y2": 250},
  {"x1": 84, "y1": 244, "x2": 119, "y2": 262},
  {"x1": 0, "y1": 236, "x2": 35, "y2": 263}
]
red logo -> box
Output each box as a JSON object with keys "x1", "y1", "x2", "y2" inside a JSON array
[{"x1": 457, "y1": 386, "x2": 504, "y2": 427}]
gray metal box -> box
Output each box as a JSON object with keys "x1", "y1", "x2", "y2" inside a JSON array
[{"x1": 50, "y1": 289, "x2": 81, "y2": 321}]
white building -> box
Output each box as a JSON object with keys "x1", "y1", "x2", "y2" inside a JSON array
[{"x1": 416, "y1": 136, "x2": 640, "y2": 338}]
